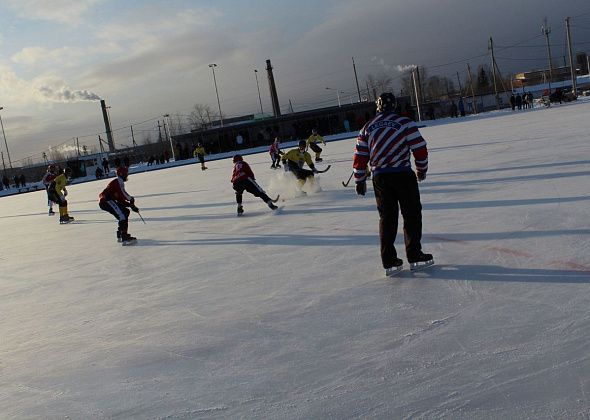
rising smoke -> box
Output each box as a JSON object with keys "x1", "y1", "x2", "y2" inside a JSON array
[
  {"x1": 38, "y1": 85, "x2": 101, "y2": 102},
  {"x1": 396, "y1": 64, "x2": 417, "y2": 73}
]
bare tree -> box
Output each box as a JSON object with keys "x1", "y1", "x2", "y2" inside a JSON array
[
  {"x1": 189, "y1": 104, "x2": 214, "y2": 131},
  {"x1": 365, "y1": 72, "x2": 394, "y2": 99},
  {"x1": 167, "y1": 113, "x2": 189, "y2": 136}
]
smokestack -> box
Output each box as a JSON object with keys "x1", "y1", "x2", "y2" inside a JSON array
[
  {"x1": 266, "y1": 59, "x2": 281, "y2": 117},
  {"x1": 100, "y1": 100, "x2": 115, "y2": 152}
]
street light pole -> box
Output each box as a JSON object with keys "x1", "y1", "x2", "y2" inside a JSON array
[
  {"x1": 254, "y1": 69, "x2": 264, "y2": 115},
  {"x1": 208, "y1": 64, "x2": 224, "y2": 127},
  {"x1": 325, "y1": 87, "x2": 341, "y2": 107},
  {"x1": 0, "y1": 107, "x2": 13, "y2": 170}
]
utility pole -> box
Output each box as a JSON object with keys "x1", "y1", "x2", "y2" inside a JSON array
[
  {"x1": 365, "y1": 81, "x2": 371, "y2": 102},
  {"x1": 352, "y1": 57, "x2": 362, "y2": 102},
  {"x1": 467, "y1": 63, "x2": 478, "y2": 114},
  {"x1": 489, "y1": 37, "x2": 500, "y2": 110},
  {"x1": 157, "y1": 120, "x2": 163, "y2": 145},
  {"x1": 289, "y1": 99, "x2": 294, "y2": 113},
  {"x1": 456, "y1": 71, "x2": 463, "y2": 96},
  {"x1": 565, "y1": 17, "x2": 577, "y2": 97},
  {"x1": 130, "y1": 125, "x2": 137, "y2": 148},
  {"x1": 542, "y1": 18, "x2": 554, "y2": 94},
  {"x1": 76, "y1": 137, "x2": 80, "y2": 157},
  {"x1": 412, "y1": 67, "x2": 422, "y2": 121}
]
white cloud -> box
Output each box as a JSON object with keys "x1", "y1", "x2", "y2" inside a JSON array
[
  {"x1": 5, "y1": 0, "x2": 102, "y2": 25},
  {"x1": 11, "y1": 46, "x2": 82, "y2": 66},
  {"x1": 0, "y1": 65, "x2": 101, "y2": 105}
]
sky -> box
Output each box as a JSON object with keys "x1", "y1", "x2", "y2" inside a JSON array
[
  {"x1": 1, "y1": 99, "x2": 590, "y2": 417},
  {"x1": 0, "y1": 0, "x2": 589, "y2": 164}
]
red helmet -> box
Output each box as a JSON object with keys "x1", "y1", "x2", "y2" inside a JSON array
[
  {"x1": 233, "y1": 154, "x2": 243, "y2": 163},
  {"x1": 116, "y1": 166, "x2": 129, "y2": 179}
]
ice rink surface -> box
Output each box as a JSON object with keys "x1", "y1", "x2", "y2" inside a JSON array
[{"x1": 1, "y1": 100, "x2": 589, "y2": 419}]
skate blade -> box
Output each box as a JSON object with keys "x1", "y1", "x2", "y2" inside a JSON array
[
  {"x1": 409, "y1": 260, "x2": 434, "y2": 271},
  {"x1": 385, "y1": 266, "x2": 403, "y2": 277},
  {"x1": 121, "y1": 239, "x2": 137, "y2": 246}
]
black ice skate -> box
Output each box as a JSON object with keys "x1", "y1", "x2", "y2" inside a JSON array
[
  {"x1": 59, "y1": 215, "x2": 73, "y2": 224},
  {"x1": 315, "y1": 157, "x2": 323, "y2": 162},
  {"x1": 408, "y1": 253, "x2": 434, "y2": 271},
  {"x1": 116, "y1": 230, "x2": 122, "y2": 243},
  {"x1": 48, "y1": 209, "x2": 55, "y2": 215},
  {"x1": 385, "y1": 258, "x2": 404, "y2": 277},
  {"x1": 237, "y1": 205, "x2": 244, "y2": 216},
  {"x1": 121, "y1": 233, "x2": 137, "y2": 246},
  {"x1": 267, "y1": 202, "x2": 278, "y2": 210}
]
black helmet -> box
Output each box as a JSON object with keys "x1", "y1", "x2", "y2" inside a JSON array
[
  {"x1": 298, "y1": 140, "x2": 307, "y2": 150},
  {"x1": 232, "y1": 154, "x2": 243, "y2": 163},
  {"x1": 376, "y1": 92, "x2": 396, "y2": 113}
]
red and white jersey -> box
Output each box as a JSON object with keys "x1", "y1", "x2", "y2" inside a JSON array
[
  {"x1": 353, "y1": 111, "x2": 428, "y2": 182},
  {"x1": 231, "y1": 161, "x2": 255, "y2": 183},
  {"x1": 42, "y1": 171, "x2": 56, "y2": 187},
  {"x1": 99, "y1": 177, "x2": 133, "y2": 204}
]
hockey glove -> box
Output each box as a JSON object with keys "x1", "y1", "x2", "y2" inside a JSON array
[
  {"x1": 130, "y1": 197, "x2": 135, "y2": 205},
  {"x1": 416, "y1": 171, "x2": 426, "y2": 182},
  {"x1": 355, "y1": 181, "x2": 366, "y2": 196},
  {"x1": 130, "y1": 204, "x2": 139, "y2": 213},
  {"x1": 63, "y1": 189, "x2": 68, "y2": 197}
]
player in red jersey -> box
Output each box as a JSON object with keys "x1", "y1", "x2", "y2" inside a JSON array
[
  {"x1": 231, "y1": 154, "x2": 277, "y2": 216},
  {"x1": 99, "y1": 166, "x2": 139, "y2": 245}
]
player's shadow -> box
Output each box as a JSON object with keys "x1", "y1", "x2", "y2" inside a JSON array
[
  {"x1": 425, "y1": 169, "x2": 589, "y2": 188},
  {"x1": 433, "y1": 159, "x2": 590, "y2": 177},
  {"x1": 135, "y1": 233, "x2": 377, "y2": 247},
  {"x1": 425, "y1": 229, "x2": 590, "y2": 242},
  {"x1": 424, "y1": 195, "x2": 590, "y2": 210},
  {"x1": 406, "y1": 264, "x2": 590, "y2": 284}
]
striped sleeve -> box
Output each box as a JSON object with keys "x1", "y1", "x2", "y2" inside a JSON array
[
  {"x1": 352, "y1": 129, "x2": 370, "y2": 182},
  {"x1": 405, "y1": 121, "x2": 428, "y2": 174}
]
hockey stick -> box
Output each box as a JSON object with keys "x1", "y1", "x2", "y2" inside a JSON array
[
  {"x1": 342, "y1": 171, "x2": 354, "y2": 187},
  {"x1": 136, "y1": 210, "x2": 147, "y2": 224},
  {"x1": 315, "y1": 164, "x2": 331, "y2": 174},
  {"x1": 270, "y1": 194, "x2": 281, "y2": 203}
]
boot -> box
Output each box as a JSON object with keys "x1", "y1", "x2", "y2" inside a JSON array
[
  {"x1": 385, "y1": 258, "x2": 404, "y2": 277},
  {"x1": 59, "y1": 215, "x2": 71, "y2": 224},
  {"x1": 121, "y1": 233, "x2": 137, "y2": 245},
  {"x1": 237, "y1": 205, "x2": 244, "y2": 216},
  {"x1": 408, "y1": 252, "x2": 434, "y2": 270}
]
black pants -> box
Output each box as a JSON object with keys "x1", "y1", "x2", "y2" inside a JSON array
[
  {"x1": 286, "y1": 161, "x2": 314, "y2": 180},
  {"x1": 309, "y1": 143, "x2": 322, "y2": 154},
  {"x1": 373, "y1": 171, "x2": 423, "y2": 268},
  {"x1": 99, "y1": 200, "x2": 130, "y2": 234},
  {"x1": 233, "y1": 178, "x2": 271, "y2": 204},
  {"x1": 47, "y1": 188, "x2": 67, "y2": 207}
]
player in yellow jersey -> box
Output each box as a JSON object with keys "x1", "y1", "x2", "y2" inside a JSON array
[{"x1": 306, "y1": 128, "x2": 326, "y2": 162}]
